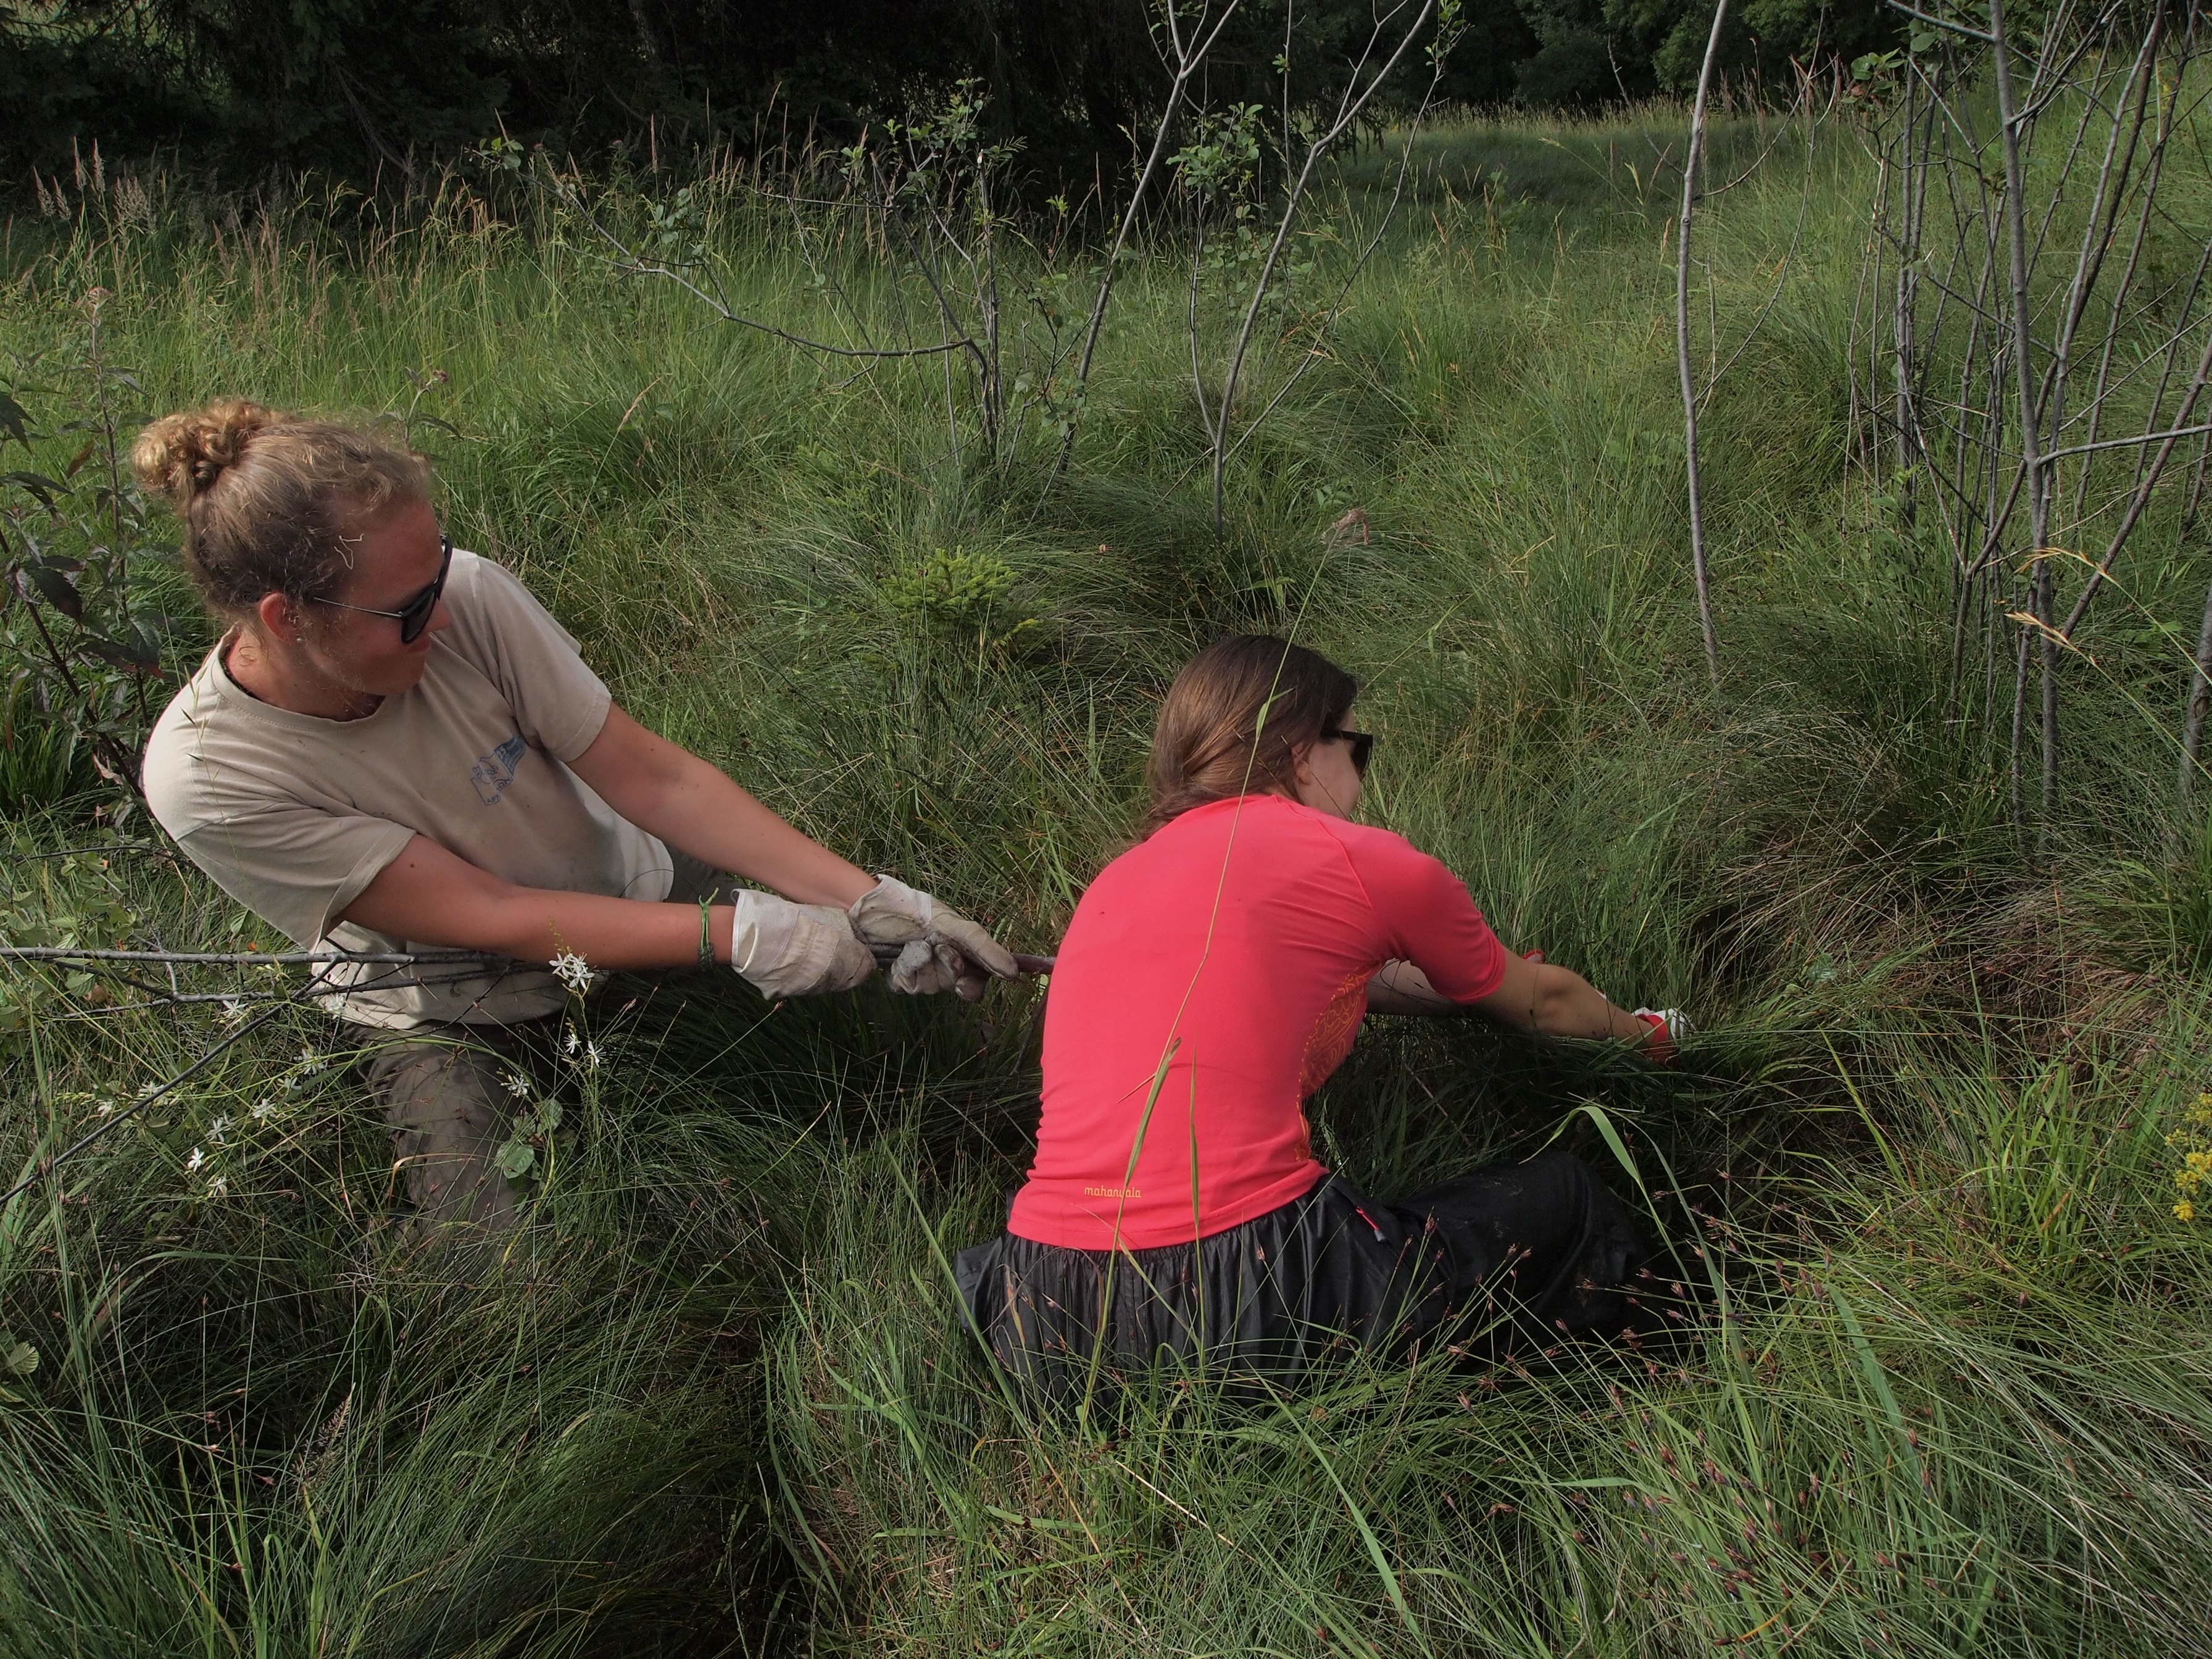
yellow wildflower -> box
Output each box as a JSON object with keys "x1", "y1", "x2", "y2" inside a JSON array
[{"x1": 2166, "y1": 1093, "x2": 2212, "y2": 1219}]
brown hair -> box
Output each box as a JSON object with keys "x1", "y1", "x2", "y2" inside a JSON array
[
  {"x1": 1141, "y1": 634, "x2": 1359, "y2": 836},
  {"x1": 131, "y1": 400, "x2": 431, "y2": 624}
]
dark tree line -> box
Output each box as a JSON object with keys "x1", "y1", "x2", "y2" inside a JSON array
[{"x1": 3, "y1": 0, "x2": 1897, "y2": 196}]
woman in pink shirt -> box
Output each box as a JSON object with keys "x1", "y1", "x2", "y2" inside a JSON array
[{"x1": 955, "y1": 635, "x2": 1689, "y2": 1400}]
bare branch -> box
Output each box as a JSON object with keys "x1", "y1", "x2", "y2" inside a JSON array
[
  {"x1": 1987, "y1": 0, "x2": 2055, "y2": 845},
  {"x1": 1039, "y1": 1, "x2": 1250, "y2": 507},
  {"x1": 1678, "y1": 0, "x2": 1732, "y2": 689},
  {"x1": 1, "y1": 946, "x2": 487, "y2": 967},
  {"x1": 2043, "y1": 422, "x2": 2212, "y2": 465},
  {"x1": 1210, "y1": 0, "x2": 1440, "y2": 530},
  {"x1": 1221, "y1": 49, "x2": 1460, "y2": 467},
  {"x1": 2059, "y1": 324, "x2": 2212, "y2": 637},
  {"x1": 548, "y1": 164, "x2": 976, "y2": 361},
  {"x1": 1883, "y1": 0, "x2": 1994, "y2": 44}
]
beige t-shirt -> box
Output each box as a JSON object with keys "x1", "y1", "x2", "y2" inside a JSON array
[{"x1": 143, "y1": 550, "x2": 672, "y2": 1029}]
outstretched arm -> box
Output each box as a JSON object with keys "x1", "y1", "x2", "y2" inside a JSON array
[
  {"x1": 335, "y1": 710, "x2": 877, "y2": 971},
  {"x1": 341, "y1": 833, "x2": 740, "y2": 970},
  {"x1": 1368, "y1": 954, "x2": 1657, "y2": 1046},
  {"x1": 568, "y1": 704, "x2": 875, "y2": 907},
  {"x1": 565, "y1": 702, "x2": 1012, "y2": 999}
]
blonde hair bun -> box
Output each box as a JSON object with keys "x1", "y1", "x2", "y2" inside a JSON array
[
  {"x1": 131, "y1": 399, "x2": 286, "y2": 507},
  {"x1": 131, "y1": 399, "x2": 430, "y2": 622}
]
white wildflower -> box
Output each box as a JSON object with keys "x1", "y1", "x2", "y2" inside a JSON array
[
  {"x1": 503, "y1": 1071, "x2": 532, "y2": 1098},
  {"x1": 95, "y1": 1098, "x2": 117, "y2": 1117},
  {"x1": 251, "y1": 1098, "x2": 277, "y2": 1121},
  {"x1": 136, "y1": 1080, "x2": 161, "y2": 1100},
  {"x1": 563, "y1": 1026, "x2": 580, "y2": 1056},
  {"x1": 549, "y1": 950, "x2": 594, "y2": 995},
  {"x1": 204, "y1": 1175, "x2": 228, "y2": 1200},
  {"x1": 185, "y1": 1147, "x2": 206, "y2": 1173},
  {"x1": 296, "y1": 1046, "x2": 328, "y2": 1075},
  {"x1": 583, "y1": 1040, "x2": 604, "y2": 1070},
  {"x1": 206, "y1": 1115, "x2": 231, "y2": 1145},
  {"x1": 218, "y1": 996, "x2": 248, "y2": 1028}
]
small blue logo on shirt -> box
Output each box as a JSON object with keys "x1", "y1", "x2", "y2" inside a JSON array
[{"x1": 471, "y1": 730, "x2": 527, "y2": 805}]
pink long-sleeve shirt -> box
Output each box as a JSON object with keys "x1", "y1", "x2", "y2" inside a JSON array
[{"x1": 1008, "y1": 793, "x2": 1508, "y2": 1250}]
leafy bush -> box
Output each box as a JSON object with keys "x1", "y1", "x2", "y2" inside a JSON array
[{"x1": 1, "y1": 309, "x2": 198, "y2": 807}]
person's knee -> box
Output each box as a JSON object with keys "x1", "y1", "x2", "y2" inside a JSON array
[
  {"x1": 434, "y1": 1081, "x2": 509, "y2": 1141},
  {"x1": 366, "y1": 1038, "x2": 527, "y2": 1232},
  {"x1": 376, "y1": 1044, "x2": 509, "y2": 1131}
]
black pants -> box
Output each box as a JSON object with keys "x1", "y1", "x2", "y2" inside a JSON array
[{"x1": 953, "y1": 1150, "x2": 1651, "y2": 1405}]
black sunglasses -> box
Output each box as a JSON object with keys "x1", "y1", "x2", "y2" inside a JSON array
[
  {"x1": 313, "y1": 534, "x2": 453, "y2": 644},
  {"x1": 1323, "y1": 726, "x2": 1376, "y2": 776}
]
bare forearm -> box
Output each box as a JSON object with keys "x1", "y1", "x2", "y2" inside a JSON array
[
  {"x1": 1528, "y1": 964, "x2": 1650, "y2": 1041},
  {"x1": 638, "y1": 755, "x2": 873, "y2": 907},
  {"x1": 347, "y1": 856, "x2": 715, "y2": 971},
  {"x1": 575, "y1": 709, "x2": 875, "y2": 907},
  {"x1": 475, "y1": 887, "x2": 738, "y2": 971},
  {"x1": 1370, "y1": 959, "x2": 1641, "y2": 1039},
  {"x1": 1409, "y1": 950, "x2": 1663, "y2": 1048},
  {"x1": 342, "y1": 834, "x2": 747, "y2": 971}
]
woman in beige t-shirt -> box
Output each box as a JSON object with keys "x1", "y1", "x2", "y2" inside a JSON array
[{"x1": 137, "y1": 400, "x2": 1012, "y2": 1242}]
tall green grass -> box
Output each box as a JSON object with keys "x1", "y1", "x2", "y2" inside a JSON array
[{"x1": 5, "y1": 98, "x2": 2212, "y2": 1653}]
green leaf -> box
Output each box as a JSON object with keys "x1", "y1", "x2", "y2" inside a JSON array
[
  {"x1": 493, "y1": 1141, "x2": 537, "y2": 1180},
  {"x1": 20, "y1": 563, "x2": 83, "y2": 621},
  {"x1": 3, "y1": 1341, "x2": 38, "y2": 1378},
  {"x1": 0, "y1": 394, "x2": 28, "y2": 449},
  {"x1": 2, "y1": 470, "x2": 68, "y2": 505},
  {"x1": 80, "y1": 634, "x2": 159, "y2": 673}
]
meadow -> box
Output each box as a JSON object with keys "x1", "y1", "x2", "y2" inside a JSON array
[{"x1": 4, "y1": 90, "x2": 2212, "y2": 1655}]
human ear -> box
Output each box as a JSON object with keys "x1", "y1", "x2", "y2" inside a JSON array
[{"x1": 255, "y1": 589, "x2": 299, "y2": 642}]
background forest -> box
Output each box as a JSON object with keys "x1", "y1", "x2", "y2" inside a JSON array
[{"x1": 1, "y1": 0, "x2": 1903, "y2": 186}]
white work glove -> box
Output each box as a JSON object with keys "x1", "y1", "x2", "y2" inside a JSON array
[
  {"x1": 1632, "y1": 1007, "x2": 1694, "y2": 1064},
  {"x1": 730, "y1": 889, "x2": 878, "y2": 999},
  {"x1": 848, "y1": 876, "x2": 1018, "y2": 1001}
]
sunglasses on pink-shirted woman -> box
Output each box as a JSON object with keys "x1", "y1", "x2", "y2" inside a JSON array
[{"x1": 1322, "y1": 726, "x2": 1375, "y2": 776}]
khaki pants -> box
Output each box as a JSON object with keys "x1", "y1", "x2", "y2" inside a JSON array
[{"x1": 359, "y1": 853, "x2": 731, "y2": 1241}]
